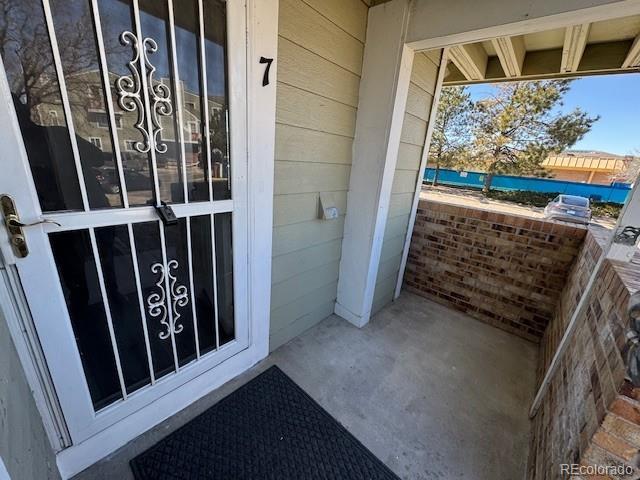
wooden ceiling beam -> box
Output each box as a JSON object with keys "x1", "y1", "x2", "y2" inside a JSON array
[
  {"x1": 449, "y1": 43, "x2": 488, "y2": 81},
  {"x1": 491, "y1": 35, "x2": 526, "y2": 77},
  {"x1": 622, "y1": 34, "x2": 640, "y2": 68},
  {"x1": 561, "y1": 23, "x2": 591, "y2": 73},
  {"x1": 444, "y1": 40, "x2": 635, "y2": 86}
]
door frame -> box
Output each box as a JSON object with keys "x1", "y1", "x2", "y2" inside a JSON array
[{"x1": 0, "y1": 0, "x2": 278, "y2": 477}]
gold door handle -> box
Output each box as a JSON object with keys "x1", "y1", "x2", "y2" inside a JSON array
[{"x1": 0, "y1": 194, "x2": 61, "y2": 259}]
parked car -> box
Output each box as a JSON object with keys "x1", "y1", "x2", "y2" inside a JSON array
[{"x1": 544, "y1": 195, "x2": 592, "y2": 224}]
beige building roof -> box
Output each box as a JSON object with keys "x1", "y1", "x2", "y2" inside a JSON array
[{"x1": 542, "y1": 153, "x2": 629, "y2": 172}]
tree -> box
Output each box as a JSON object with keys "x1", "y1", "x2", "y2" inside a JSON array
[
  {"x1": 471, "y1": 80, "x2": 598, "y2": 193},
  {"x1": 428, "y1": 86, "x2": 474, "y2": 185},
  {"x1": 0, "y1": 0, "x2": 117, "y2": 116}
]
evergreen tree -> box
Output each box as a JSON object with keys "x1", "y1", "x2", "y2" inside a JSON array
[
  {"x1": 471, "y1": 80, "x2": 598, "y2": 193},
  {"x1": 428, "y1": 86, "x2": 474, "y2": 185}
]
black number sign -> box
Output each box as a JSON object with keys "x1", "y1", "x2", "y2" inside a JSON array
[{"x1": 259, "y1": 56, "x2": 274, "y2": 86}]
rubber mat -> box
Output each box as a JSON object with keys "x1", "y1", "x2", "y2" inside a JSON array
[{"x1": 131, "y1": 365, "x2": 399, "y2": 479}]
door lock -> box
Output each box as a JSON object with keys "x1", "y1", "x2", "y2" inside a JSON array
[{"x1": 0, "y1": 194, "x2": 61, "y2": 259}]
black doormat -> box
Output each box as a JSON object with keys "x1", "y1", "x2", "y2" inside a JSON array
[{"x1": 130, "y1": 366, "x2": 399, "y2": 480}]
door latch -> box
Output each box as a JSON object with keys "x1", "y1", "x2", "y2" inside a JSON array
[
  {"x1": 0, "y1": 194, "x2": 61, "y2": 259},
  {"x1": 154, "y1": 202, "x2": 178, "y2": 226}
]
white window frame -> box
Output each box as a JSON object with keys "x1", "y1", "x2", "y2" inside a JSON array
[
  {"x1": 0, "y1": 0, "x2": 278, "y2": 477},
  {"x1": 188, "y1": 120, "x2": 198, "y2": 135},
  {"x1": 123, "y1": 139, "x2": 136, "y2": 152},
  {"x1": 95, "y1": 112, "x2": 109, "y2": 129},
  {"x1": 89, "y1": 136, "x2": 102, "y2": 149}
]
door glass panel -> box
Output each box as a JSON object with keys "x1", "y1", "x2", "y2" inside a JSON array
[
  {"x1": 132, "y1": 221, "x2": 176, "y2": 379},
  {"x1": 94, "y1": 225, "x2": 151, "y2": 394},
  {"x1": 49, "y1": 230, "x2": 122, "y2": 410},
  {"x1": 50, "y1": 0, "x2": 124, "y2": 209},
  {"x1": 190, "y1": 215, "x2": 217, "y2": 353},
  {"x1": 7, "y1": 0, "x2": 238, "y2": 425},
  {"x1": 174, "y1": 0, "x2": 209, "y2": 202},
  {"x1": 203, "y1": 0, "x2": 230, "y2": 200},
  {"x1": 139, "y1": 0, "x2": 184, "y2": 204},
  {"x1": 98, "y1": 0, "x2": 155, "y2": 206},
  {"x1": 215, "y1": 213, "x2": 234, "y2": 345},
  {"x1": 0, "y1": 0, "x2": 84, "y2": 212},
  {"x1": 163, "y1": 219, "x2": 197, "y2": 365}
]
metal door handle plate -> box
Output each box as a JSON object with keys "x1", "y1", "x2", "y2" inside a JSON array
[{"x1": 0, "y1": 194, "x2": 61, "y2": 259}]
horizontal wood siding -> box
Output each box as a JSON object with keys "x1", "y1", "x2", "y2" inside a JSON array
[
  {"x1": 371, "y1": 50, "x2": 442, "y2": 314},
  {"x1": 270, "y1": 0, "x2": 368, "y2": 350}
]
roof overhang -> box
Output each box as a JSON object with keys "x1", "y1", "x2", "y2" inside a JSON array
[{"x1": 442, "y1": 14, "x2": 640, "y2": 85}]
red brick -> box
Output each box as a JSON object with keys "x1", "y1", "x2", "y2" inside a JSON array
[
  {"x1": 592, "y1": 429, "x2": 639, "y2": 461},
  {"x1": 609, "y1": 398, "x2": 640, "y2": 426}
]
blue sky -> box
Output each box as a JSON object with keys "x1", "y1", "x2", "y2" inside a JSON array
[{"x1": 466, "y1": 73, "x2": 640, "y2": 156}]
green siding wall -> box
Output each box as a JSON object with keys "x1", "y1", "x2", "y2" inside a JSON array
[{"x1": 270, "y1": 0, "x2": 369, "y2": 350}]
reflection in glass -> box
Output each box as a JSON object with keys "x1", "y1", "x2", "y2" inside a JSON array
[
  {"x1": 95, "y1": 225, "x2": 151, "y2": 393},
  {"x1": 49, "y1": 230, "x2": 122, "y2": 410},
  {"x1": 50, "y1": 0, "x2": 123, "y2": 209},
  {"x1": 0, "y1": 0, "x2": 84, "y2": 212},
  {"x1": 203, "y1": 0, "x2": 231, "y2": 200},
  {"x1": 190, "y1": 215, "x2": 217, "y2": 353},
  {"x1": 1, "y1": 0, "x2": 231, "y2": 209},
  {"x1": 139, "y1": 0, "x2": 184, "y2": 204},
  {"x1": 163, "y1": 218, "x2": 197, "y2": 365},
  {"x1": 98, "y1": 0, "x2": 155, "y2": 206},
  {"x1": 174, "y1": 0, "x2": 209, "y2": 202},
  {"x1": 132, "y1": 221, "x2": 176, "y2": 379},
  {"x1": 215, "y1": 213, "x2": 234, "y2": 344}
]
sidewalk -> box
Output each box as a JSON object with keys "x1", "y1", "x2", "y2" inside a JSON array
[{"x1": 421, "y1": 185, "x2": 617, "y2": 229}]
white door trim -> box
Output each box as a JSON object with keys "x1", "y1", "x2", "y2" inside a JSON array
[
  {"x1": 0, "y1": 51, "x2": 71, "y2": 453},
  {"x1": 406, "y1": 0, "x2": 640, "y2": 51},
  {"x1": 335, "y1": 0, "x2": 414, "y2": 328},
  {"x1": 394, "y1": 48, "x2": 448, "y2": 300},
  {"x1": 0, "y1": 264, "x2": 70, "y2": 452},
  {"x1": 0, "y1": 0, "x2": 277, "y2": 477}
]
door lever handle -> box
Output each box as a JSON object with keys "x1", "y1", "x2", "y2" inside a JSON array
[
  {"x1": 6, "y1": 215, "x2": 61, "y2": 228},
  {"x1": 0, "y1": 194, "x2": 62, "y2": 260}
]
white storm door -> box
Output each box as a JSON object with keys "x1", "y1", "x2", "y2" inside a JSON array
[{"x1": 0, "y1": 0, "x2": 250, "y2": 444}]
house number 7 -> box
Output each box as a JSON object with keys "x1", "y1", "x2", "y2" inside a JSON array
[{"x1": 259, "y1": 56, "x2": 273, "y2": 86}]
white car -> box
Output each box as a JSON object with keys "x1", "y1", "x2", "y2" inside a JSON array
[{"x1": 544, "y1": 195, "x2": 592, "y2": 224}]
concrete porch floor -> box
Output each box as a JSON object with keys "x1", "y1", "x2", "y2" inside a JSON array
[{"x1": 75, "y1": 292, "x2": 538, "y2": 480}]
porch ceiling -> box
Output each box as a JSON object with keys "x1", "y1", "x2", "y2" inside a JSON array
[{"x1": 442, "y1": 14, "x2": 640, "y2": 85}]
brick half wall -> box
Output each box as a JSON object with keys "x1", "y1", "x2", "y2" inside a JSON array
[
  {"x1": 403, "y1": 199, "x2": 587, "y2": 342},
  {"x1": 527, "y1": 229, "x2": 640, "y2": 479}
]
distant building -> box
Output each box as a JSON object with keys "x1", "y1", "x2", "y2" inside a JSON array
[{"x1": 542, "y1": 150, "x2": 632, "y2": 185}]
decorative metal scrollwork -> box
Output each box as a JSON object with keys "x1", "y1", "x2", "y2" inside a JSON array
[
  {"x1": 147, "y1": 260, "x2": 188, "y2": 340},
  {"x1": 116, "y1": 31, "x2": 172, "y2": 155},
  {"x1": 167, "y1": 260, "x2": 188, "y2": 335},
  {"x1": 117, "y1": 31, "x2": 150, "y2": 154},
  {"x1": 143, "y1": 37, "x2": 172, "y2": 154}
]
